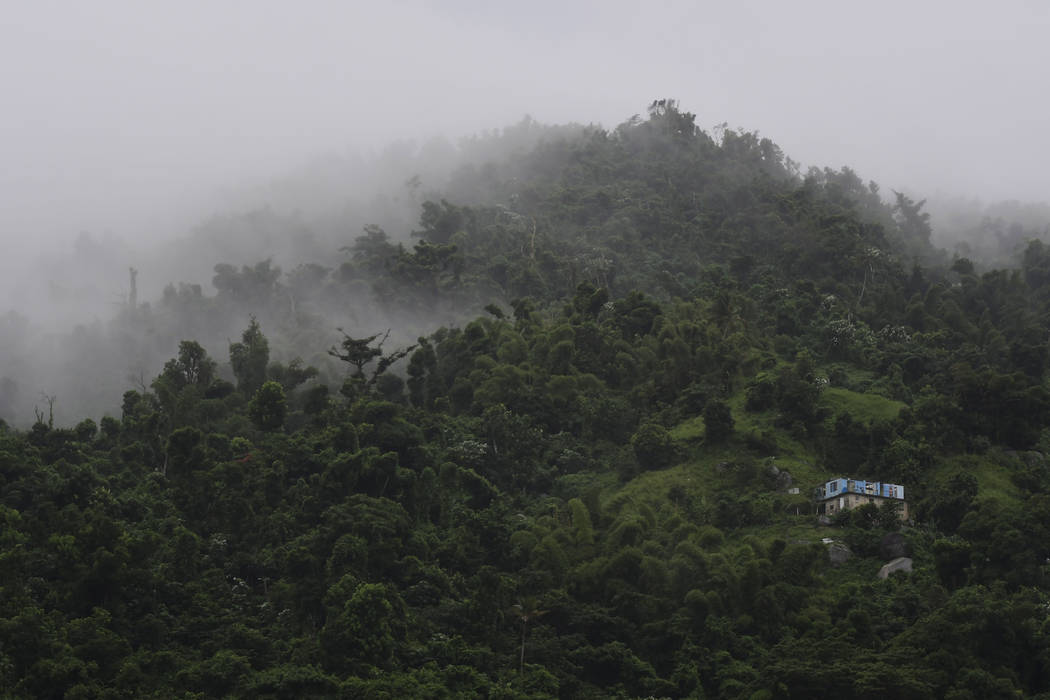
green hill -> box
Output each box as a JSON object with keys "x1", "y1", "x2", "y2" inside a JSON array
[{"x1": 2, "y1": 101, "x2": 1050, "y2": 698}]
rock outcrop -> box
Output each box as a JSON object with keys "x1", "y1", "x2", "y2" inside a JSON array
[
  {"x1": 827, "y1": 542, "x2": 852, "y2": 566},
  {"x1": 878, "y1": 557, "x2": 913, "y2": 579}
]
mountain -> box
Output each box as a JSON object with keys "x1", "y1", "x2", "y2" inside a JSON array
[{"x1": 2, "y1": 101, "x2": 1050, "y2": 698}]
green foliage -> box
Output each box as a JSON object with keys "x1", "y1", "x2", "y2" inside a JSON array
[
  {"x1": 330, "y1": 330, "x2": 416, "y2": 399},
  {"x1": 249, "y1": 381, "x2": 287, "y2": 432},
  {"x1": 157, "y1": 340, "x2": 216, "y2": 391},
  {"x1": 631, "y1": 422, "x2": 676, "y2": 472},
  {"x1": 320, "y1": 581, "x2": 408, "y2": 673},
  {"x1": 923, "y1": 471, "x2": 979, "y2": 533},
  {"x1": 229, "y1": 316, "x2": 270, "y2": 395},
  {"x1": 702, "y1": 399, "x2": 735, "y2": 444}
]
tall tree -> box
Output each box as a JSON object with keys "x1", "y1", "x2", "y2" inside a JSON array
[
  {"x1": 157, "y1": 341, "x2": 216, "y2": 391},
  {"x1": 330, "y1": 330, "x2": 416, "y2": 399},
  {"x1": 229, "y1": 317, "x2": 270, "y2": 395}
]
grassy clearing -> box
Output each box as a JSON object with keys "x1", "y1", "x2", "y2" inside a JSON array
[
  {"x1": 826, "y1": 363, "x2": 876, "y2": 387},
  {"x1": 604, "y1": 462, "x2": 709, "y2": 516},
  {"x1": 669, "y1": 391, "x2": 829, "y2": 493},
  {"x1": 928, "y1": 452, "x2": 1022, "y2": 507},
  {"x1": 669, "y1": 415, "x2": 705, "y2": 442},
  {"x1": 601, "y1": 441, "x2": 743, "y2": 515},
  {"x1": 822, "y1": 387, "x2": 905, "y2": 425},
  {"x1": 553, "y1": 469, "x2": 620, "y2": 500}
]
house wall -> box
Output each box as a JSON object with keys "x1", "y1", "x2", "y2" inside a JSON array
[{"x1": 820, "y1": 493, "x2": 908, "y2": 521}]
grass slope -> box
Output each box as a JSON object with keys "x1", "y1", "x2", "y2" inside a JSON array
[{"x1": 821, "y1": 386, "x2": 905, "y2": 425}]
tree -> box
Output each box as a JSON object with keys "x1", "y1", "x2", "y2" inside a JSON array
[
  {"x1": 631, "y1": 422, "x2": 676, "y2": 470},
  {"x1": 249, "y1": 381, "x2": 286, "y2": 432},
  {"x1": 511, "y1": 597, "x2": 549, "y2": 674},
  {"x1": 331, "y1": 332, "x2": 383, "y2": 379},
  {"x1": 330, "y1": 330, "x2": 415, "y2": 398},
  {"x1": 229, "y1": 317, "x2": 269, "y2": 395},
  {"x1": 151, "y1": 341, "x2": 219, "y2": 430},
  {"x1": 645, "y1": 98, "x2": 698, "y2": 139},
  {"x1": 158, "y1": 341, "x2": 216, "y2": 391},
  {"x1": 212, "y1": 259, "x2": 281, "y2": 305},
  {"x1": 415, "y1": 199, "x2": 474, "y2": 245},
  {"x1": 703, "y1": 399, "x2": 734, "y2": 444},
  {"x1": 345, "y1": 224, "x2": 396, "y2": 276},
  {"x1": 925, "y1": 471, "x2": 978, "y2": 532},
  {"x1": 320, "y1": 582, "x2": 408, "y2": 673},
  {"x1": 267, "y1": 358, "x2": 319, "y2": 392},
  {"x1": 774, "y1": 354, "x2": 824, "y2": 435},
  {"x1": 892, "y1": 190, "x2": 932, "y2": 250}
]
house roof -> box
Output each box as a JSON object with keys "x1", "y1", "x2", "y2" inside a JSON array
[{"x1": 818, "y1": 477, "x2": 905, "y2": 501}]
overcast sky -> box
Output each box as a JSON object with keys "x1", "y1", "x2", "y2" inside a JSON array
[{"x1": 2, "y1": 0, "x2": 1048, "y2": 258}]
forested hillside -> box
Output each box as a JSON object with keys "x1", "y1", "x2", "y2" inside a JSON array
[{"x1": 4, "y1": 101, "x2": 1050, "y2": 698}]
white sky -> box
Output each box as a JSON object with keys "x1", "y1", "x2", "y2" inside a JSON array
[{"x1": 1, "y1": 0, "x2": 1048, "y2": 254}]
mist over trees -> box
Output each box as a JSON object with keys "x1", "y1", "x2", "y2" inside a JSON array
[
  {"x1": 0, "y1": 119, "x2": 586, "y2": 426},
  {"x1": 5, "y1": 102, "x2": 1047, "y2": 429},
  {"x1": 3, "y1": 101, "x2": 1050, "y2": 697},
  {"x1": 926, "y1": 195, "x2": 1050, "y2": 270}
]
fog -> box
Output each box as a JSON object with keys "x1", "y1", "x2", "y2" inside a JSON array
[{"x1": 2, "y1": 0, "x2": 1049, "y2": 424}]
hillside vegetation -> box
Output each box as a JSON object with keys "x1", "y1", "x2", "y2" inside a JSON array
[{"x1": 3, "y1": 101, "x2": 1050, "y2": 698}]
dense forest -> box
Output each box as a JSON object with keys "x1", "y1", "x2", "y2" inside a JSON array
[{"x1": 4, "y1": 101, "x2": 1050, "y2": 698}]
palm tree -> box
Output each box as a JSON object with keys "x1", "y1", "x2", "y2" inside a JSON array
[{"x1": 511, "y1": 597, "x2": 548, "y2": 674}]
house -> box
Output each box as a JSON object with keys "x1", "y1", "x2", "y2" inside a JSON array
[{"x1": 817, "y1": 477, "x2": 908, "y2": 521}]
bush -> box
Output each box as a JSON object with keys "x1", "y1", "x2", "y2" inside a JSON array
[
  {"x1": 631, "y1": 422, "x2": 676, "y2": 470},
  {"x1": 703, "y1": 399, "x2": 734, "y2": 444}
]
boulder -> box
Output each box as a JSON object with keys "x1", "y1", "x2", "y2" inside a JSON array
[
  {"x1": 1022, "y1": 451, "x2": 1046, "y2": 468},
  {"x1": 877, "y1": 557, "x2": 913, "y2": 579},
  {"x1": 827, "y1": 542, "x2": 852, "y2": 566},
  {"x1": 879, "y1": 532, "x2": 908, "y2": 560},
  {"x1": 776, "y1": 470, "x2": 794, "y2": 490}
]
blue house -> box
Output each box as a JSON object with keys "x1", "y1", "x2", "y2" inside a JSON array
[{"x1": 818, "y1": 477, "x2": 907, "y2": 520}]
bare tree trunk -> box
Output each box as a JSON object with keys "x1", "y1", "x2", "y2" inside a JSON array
[
  {"x1": 857, "y1": 266, "x2": 869, "y2": 306},
  {"x1": 129, "y1": 267, "x2": 138, "y2": 309},
  {"x1": 519, "y1": 619, "x2": 527, "y2": 674}
]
